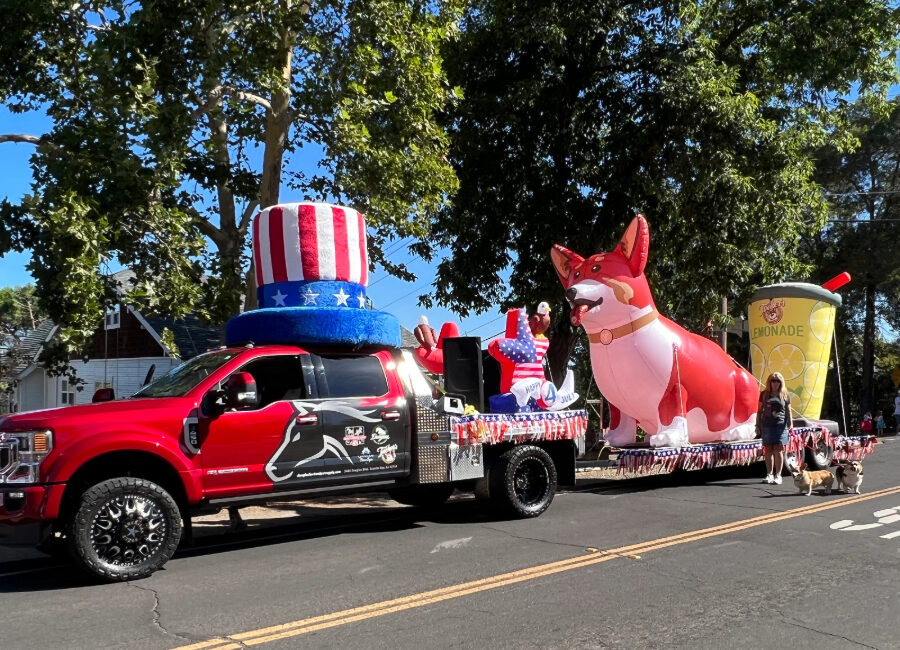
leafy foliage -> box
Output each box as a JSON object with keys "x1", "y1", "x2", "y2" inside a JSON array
[
  {"x1": 0, "y1": 284, "x2": 47, "y2": 408},
  {"x1": 425, "y1": 0, "x2": 900, "y2": 384},
  {"x1": 0, "y1": 0, "x2": 463, "y2": 369},
  {"x1": 805, "y1": 101, "x2": 900, "y2": 415}
]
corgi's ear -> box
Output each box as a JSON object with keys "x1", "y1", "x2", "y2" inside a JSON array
[
  {"x1": 551, "y1": 244, "x2": 583, "y2": 285},
  {"x1": 618, "y1": 214, "x2": 650, "y2": 276}
]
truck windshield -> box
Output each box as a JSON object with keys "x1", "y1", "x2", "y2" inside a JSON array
[{"x1": 132, "y1": 350, "x2": 239, "y2": 398}]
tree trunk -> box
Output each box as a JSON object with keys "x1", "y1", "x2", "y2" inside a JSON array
[
  {"x1": 860, "y1": 283, "x2": 876, "y2": 416},
  {"x1": 547, "y1": 305, "x2": 578, "y2": 387},
  {"x1": 250, "y1": 0, "x2": 293, "y2": 312}
]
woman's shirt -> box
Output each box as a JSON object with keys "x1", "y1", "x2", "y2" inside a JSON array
[{"x1": 760, "y1": 393, "x2": 789, "y2": 427}]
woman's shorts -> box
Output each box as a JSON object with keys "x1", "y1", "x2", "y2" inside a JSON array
[{"x1": 762, "y1": 426, "x2": 788, "y2": 447}]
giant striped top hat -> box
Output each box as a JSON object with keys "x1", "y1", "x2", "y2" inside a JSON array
[
  {"x1": 226, "y1": 202, "x2": 401, "y2": 348},
  {"x1": 253, "y1": 202, "x2": 370, "y2": 309}
]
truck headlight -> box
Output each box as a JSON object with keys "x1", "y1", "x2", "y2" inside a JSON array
[{"x1": 0, "y1": 430, "x2": 53, "y2": 484}]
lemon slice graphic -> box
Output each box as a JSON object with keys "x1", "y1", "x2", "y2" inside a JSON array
[
  {"x1": 768, "y1": 343, "x2": 805, "y2": 381},
  {"x1": 749, "y1": 343, "x2": 766, "y2": 379},
  {"x1": 803, "y1": 361, "x2": 826, "y2": 399},
  {"x1": 809, "y1": 302, "x2": 835, "y2": 344}
]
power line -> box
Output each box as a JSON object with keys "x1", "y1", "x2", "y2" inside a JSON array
[
  {"x1": 465, "y1": 313, "x2": 506, "y2": 335},
  {"x1": 378, "y1": 281, "x2": 433, "y2": 309}
]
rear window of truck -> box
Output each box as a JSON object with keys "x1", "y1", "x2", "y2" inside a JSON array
[{"x1": 314, "y1": 354, "x2": 389, "y2": 398}]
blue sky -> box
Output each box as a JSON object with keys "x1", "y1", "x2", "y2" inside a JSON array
[{"x1": 0, "y1": 106, "x2": 513, "y2": 343}]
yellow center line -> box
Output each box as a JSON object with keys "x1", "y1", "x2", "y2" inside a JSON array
[{"x1": 174, "y1": 485, "x2": 900, "y2": 650}]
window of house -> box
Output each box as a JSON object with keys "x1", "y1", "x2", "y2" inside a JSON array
[
  {"x1": 60, "y1": 379, "x2": 75, "y2": 405},
  {"x1": 94, "y1": 381, "x2": 112, "y2": 392},
  {"x1": 104, "y1": 305, "x2": 121, "y2": 330},
  {"x1": 314, "y1": 354, "x2": 388, "y2": 398}
]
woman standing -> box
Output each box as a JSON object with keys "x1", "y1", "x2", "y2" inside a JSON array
[{"x1": 758, "y1": 372, "x2": 793, "y2": 484}]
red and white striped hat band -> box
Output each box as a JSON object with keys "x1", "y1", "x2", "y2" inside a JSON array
[{"x1": 253, "y1": 202, "x2": 370, "y2": 309}]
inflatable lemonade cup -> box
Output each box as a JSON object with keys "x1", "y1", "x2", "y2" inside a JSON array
[{"x1": 748, "y1": 274, "x2": 849, "y2": 419}]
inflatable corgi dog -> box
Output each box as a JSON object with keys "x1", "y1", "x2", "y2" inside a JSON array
[{"x1": 551, "y1": 215, "x2": 758, "y2": 447}]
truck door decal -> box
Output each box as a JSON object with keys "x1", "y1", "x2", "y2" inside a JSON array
[{"x1": 266, "y1": 399, "x2": 385, "y2": 482}]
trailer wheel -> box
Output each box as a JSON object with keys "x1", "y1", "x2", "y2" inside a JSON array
[
  {"x1": 491, "y1": 445, "x2": 557, "y2": 518},
  {"x1": 388, "y1": 483, "x2": 455, "y2": 508},
  {"x1": 68, "y1": 478, "x2": 182, "y2": 582},
  {"x1": 804, "y1": 436, "x2": 834, "y2": 470},
  {"x1": 783, "y1": 451, "x2": 801, "y2": 474}
]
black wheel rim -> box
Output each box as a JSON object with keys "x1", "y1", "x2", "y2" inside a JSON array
[
  {"x1": 513, "y1": 459, "x2": 549, "y2": 506},
  {"x1": 90, "y1": 494, "x2": 167, "y2": 567}
]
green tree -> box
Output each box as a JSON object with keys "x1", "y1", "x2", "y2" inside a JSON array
[
  {"x1": 0, "y1": 0, "x2": 462, "y2": 370},
  {"x1": 423, "y1": 0, "x2": 900, "y2": 383},
  {"x1": 0, "y1": 284, "x2": 47, "y2": 409},
  {"x1": 806, "y1": 101, "x2": 900, "y2": 417}
]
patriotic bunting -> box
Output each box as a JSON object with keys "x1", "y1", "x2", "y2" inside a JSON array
[
  {"x1": 613, "y1": 426, "x2": 876, "y2": 475},
  {"x1": 450, "y1": 410, "x2": 587, "y2": 445}
]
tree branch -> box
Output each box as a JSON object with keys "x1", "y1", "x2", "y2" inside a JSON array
[
  {"x1": 192, "y1": 85, "x2": 272, "y2": 119},
  {"x1": 239, "y1": 200, "x2": 260, "y2": 234},
  {"x1": 0, "y1": 133, "x2": 45, "y2": 146}
]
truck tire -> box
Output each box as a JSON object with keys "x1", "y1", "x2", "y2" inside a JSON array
[
  {"x1": 388, "y1": 483, "x2": 455, "y2": 508},
  {"x1": 490, "y1": 445, "x2": 557, "y2": 518},
  {"x1": 68, "y1": 478, "x2": 183, "y2": 582}
]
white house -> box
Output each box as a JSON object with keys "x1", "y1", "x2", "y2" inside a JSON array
[{"x1": 9, "y1": 307, "x2": 221, "y2": 413}]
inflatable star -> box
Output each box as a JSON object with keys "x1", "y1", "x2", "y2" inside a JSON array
[{"x1": 488, "y1": 308, "x2": 548, "y2": 393}]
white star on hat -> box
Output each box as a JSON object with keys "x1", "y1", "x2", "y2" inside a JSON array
[
  {"x1": 333, "y1": 288, "x2": 350, "y2": 306},
  {"x1": 271, "y1": 290, "x2": 287, "y2": 307},
  {"x1": 302, "y1": 288, "x2": 319, "y2": 305},
  {"x1": 357, "y1": 293, "x2": 366, "y2": 308}
]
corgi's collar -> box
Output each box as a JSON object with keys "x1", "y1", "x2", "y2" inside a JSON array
[{"x1": 588, "y1": 309, "x2": 660, "y2": 345}]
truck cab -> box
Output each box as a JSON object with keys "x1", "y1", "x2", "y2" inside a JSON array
[{"x1": 0, "y1": 343, "x2": 583, "y2": 582}]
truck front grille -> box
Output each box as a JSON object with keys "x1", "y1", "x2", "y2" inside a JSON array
[{"x1": 0, "y1": 440, "x2": 16, "y2": 474}]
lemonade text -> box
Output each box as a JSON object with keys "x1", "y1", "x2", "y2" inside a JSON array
[{"x1": 752, "y1": 324, "x2": 805, "y2": 339}]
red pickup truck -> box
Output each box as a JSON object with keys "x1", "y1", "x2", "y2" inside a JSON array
[{"x1": 0, "y1": 344, "x2": 584, "y2": 581}]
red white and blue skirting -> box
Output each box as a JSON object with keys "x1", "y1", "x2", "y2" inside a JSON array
[
  {"x1": 616, "y1": 426, "x2": 877, "y2": 474},
  {"x1": 451, "y1": 410, "x2": 587, "y2": 445}
]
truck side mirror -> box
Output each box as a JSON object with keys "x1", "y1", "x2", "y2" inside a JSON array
[
  {"x1": 223, "y1": 372, "x2": 259, "y2": 410},
  {"x1": 92, "y1": 388, "x2": 115, "y2": 403}
]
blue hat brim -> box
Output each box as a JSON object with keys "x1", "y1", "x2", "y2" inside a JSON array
[{"x1": 226, "y1": 307, "x2": 401, "y2": 349}]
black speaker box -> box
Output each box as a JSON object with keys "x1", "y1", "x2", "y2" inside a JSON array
[{"x1": 442, "y1": 337, "x2": 485, "y2": 412}]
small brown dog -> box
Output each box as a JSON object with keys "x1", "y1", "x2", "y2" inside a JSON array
[
  {"x1": 835, "y1": 461, "x2": 864, "y2": 494},
  {"x1": 791, "y1": 464, "x2": 834, "y2": 496}
]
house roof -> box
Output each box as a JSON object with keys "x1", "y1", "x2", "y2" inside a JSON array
[
  {"x1": 400, "y1": 326, "x2": 418, "y2": 349},
  {"x1": 109, "y1": 269, "x2": 222, "y2": 359},
  {"x1": 142, "y1": 313, "x2": 223, "y2": 359},
  {"x1": 11, "y1": 319, "x2": 58, "y2": 377}
]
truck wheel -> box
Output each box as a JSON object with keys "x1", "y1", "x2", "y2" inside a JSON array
[
  {"x1": 804, "y1": 437, "x2": 834, "y2": 470},
  {"x1": 68, "y1": 478, "x2": 183, "y2": 582},
  {"x1": 388, "y1": 483, "x2": 455, "y2": 508},
  {"x1": 491, "y1": 445, "x2": 557, "y2": 518}
]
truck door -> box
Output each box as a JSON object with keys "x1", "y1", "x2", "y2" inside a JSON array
[
  {"x1": 200, "y1": 354, "x2": 317, "y2": 497},
  {"x1": 299, "y1": 351, "x2": 410, "y2": 483}
]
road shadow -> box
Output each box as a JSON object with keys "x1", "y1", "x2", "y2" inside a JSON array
[
  {"x1": 571, "y1": 463, "x2": 765, "y2": 495},
  {"x1": 0, "y1": 495, "x2": 508, "y2": 593}
]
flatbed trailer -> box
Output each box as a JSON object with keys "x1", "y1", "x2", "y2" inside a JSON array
[{"x1": 576, "y1": 426, "x2": 877, "y2": 476}]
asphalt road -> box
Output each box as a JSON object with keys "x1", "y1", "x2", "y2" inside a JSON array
[{"x1": 2, "y1": 437, "x2": 899, "y2": 650}]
